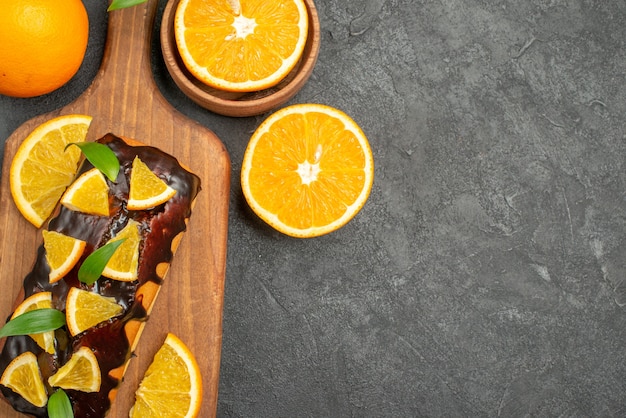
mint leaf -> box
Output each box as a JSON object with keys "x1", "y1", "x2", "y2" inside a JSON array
[
  {"x1": 78, "y1": 239, "x2": 126, "y2": 284},
  {"x1": 108, "y1": 0, "x2": 148, "y2": 11},
  {"x1": 66, "y1": 142, "x2": 120, "y2": 182},
  {"x1": 48, "y1": 389, "x2": 74, "y2": 418},
  {"x1": 0, "y1": 309, "x2": 65, "y2": 338}
]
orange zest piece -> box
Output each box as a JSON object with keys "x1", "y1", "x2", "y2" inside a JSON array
[
  {"x1": 60, "y1": 167, "x2": 110, "y2": 216},
  {"x1": 48, "y1": 346, "x2": 101, "y2": 393},
  {"x1": 9, "y1": 114, "x2": 92, "y2": 227},
  {"x1": 174, "y1": 0, "x2": 309, "y2": 92},
  {"x1": 241, "y1": 103, "x2": 374, "y2": 238},
  {"x1": 127, "y1": 156, "x2": 177, "y2": 210},
  {"x1": 129, "y1": 333, "x2": 203, "y2": 418},
  {"x1": 0, "y1": 351, "x2": 48, "y2": 408},
  {"x1": 65, "y1": 287, "x2": 123, "y2": 337},
  {"x1": 42, "y1": 230, "x2": 86, "y2": 283}
]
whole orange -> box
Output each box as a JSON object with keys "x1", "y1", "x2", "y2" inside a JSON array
[{"x1": 0, "y1": 0, "x2": 89, "y2": 98}]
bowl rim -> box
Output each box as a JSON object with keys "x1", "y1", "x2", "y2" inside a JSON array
[{"x1": 160, "y1": 0, "x2": 321, "y2": 117}]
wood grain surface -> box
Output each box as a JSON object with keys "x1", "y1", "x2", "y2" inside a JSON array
[{"x1": 0, "y1": 1, "x2": 230, "y2": 416}]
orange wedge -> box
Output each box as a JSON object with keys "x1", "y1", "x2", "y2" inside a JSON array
[
  {"x1": 101, "y1": 219, "x2": 141, "y2": 281},
  {"x1": 174, "y1": 0, "x2": 309, "y2": 92},
  {"x1": 127, "y1": 156, "x2": 177, "y2": 210},
  {"x1": 129, "y1": 333, "x2": 202, "y2": 418},
  {"x1": 60, "y1": 167, "x2": 110, "y2": 216},
  {"x1": 42, "y1": 230, "x2": 86, "y2": 283},
  {"x1": 48, "y1": 346, "x2": 101, "y2": 393},
  {"x1": 9, "y1": 114, "x2": 92, "y2": 227},
  {"x1": 10, "y1": 291, "x2": 56, "y2": 355},
  {"x1": 0, "y1": 351, "x2": 48, "y2": 408},
  {"x1": 65, "y1": 287, "x2": 123, "y2": 337},
  {"x1": 241, "y1": 103, "x2": 374, "y2": 238}
]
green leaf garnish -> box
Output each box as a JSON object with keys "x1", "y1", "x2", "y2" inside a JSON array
[
  {"x1": 48, "y1": 389, "x2": 74, "y2": 418},
  {"x1": 78, "y1": 239, "x2": 127, "y2": 284},
  {"x1": 107, "y1": 0, "x2": 148, "y2": 11},
  {"x1": 66, "y1": 142, "x2": 120, "y2": 182},
  {"x1": 0, "y1": 309, "x2": 65, "y2": 338}
]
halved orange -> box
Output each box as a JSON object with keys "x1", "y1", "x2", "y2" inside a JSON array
[
  {"x1": 48, "y1": 346, "x2": 101, "y2": 393},
  {"x1": 65, "y1": 287, "x2": 123, "y2": 337},
  {"x1": 101, "y1": 219, "x2": 141, "y2": 281},
  {"x1": 127, "y1": 156, "x2": 177, "y2": 210},
  {"x1": 129, "y1": 333, "x2": 202, "y2": 418},
  {"x1": 10, "y1": 114, "x2": 92, "y2": 227},
  {"x1": 11, "y1": 292, "x2": 56, "y2": 355},
  {"x1": 60, "y1": 167, "x2": 110, "y2": 216},
  {"x1": 241, "y1": 104, "x2": 374, "y2": 238},
  {"x1": 0, "y1": 351, "x2": 48, "y2": 408},
  {"x1": 174, "y1": 0, "x2": 309, "y2": 92},
  {"x1": 42, "y1": 230, "x2": 86, "y2": 283}
]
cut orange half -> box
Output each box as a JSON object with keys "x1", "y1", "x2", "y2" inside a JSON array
[
  {"x1": 0, "y1": 351, "x2": 48, "y2": 408},
  {"x1": 60, "y1": 167, "x2": 110, "y2": 216},
  {"x1": 65, "y1": 287, "x2": 123, "y2": 337},
  {"x1": 241, "y1": 104, "x2": 374, "y2": 238},
  {"x1": 11, "y1": 291, "x2": 56, "y2": 355},
  {"x1": 9, "y1": 114, "x2": 92, "y2": 227},
  {"x1": 174, "y1": 0, "x2": 309, "y2": 92},
  {"x1": 127, "y1": 156, "x2": 177, "y2": 210},
  {"x1": 129, "y1": 333, "x2": 202, "y2": 418},
  {"x1": 101, "y1": 219, "x2": 141, "y2": 281},
  {"x1": 48, "y1": 346, "x2": 101, "y2": 393},
  {"x1": 42, "y1": 230, "x2": 86, "y2": 283}
]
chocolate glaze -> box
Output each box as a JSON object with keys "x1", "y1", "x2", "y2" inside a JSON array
[{"x1": 0, "y1": 134, "x2": 201, "y2": 417}]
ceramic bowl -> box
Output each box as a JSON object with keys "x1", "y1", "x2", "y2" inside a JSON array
[{"x1": 160, "y1": 0, "x2": 321, "y2": 118}]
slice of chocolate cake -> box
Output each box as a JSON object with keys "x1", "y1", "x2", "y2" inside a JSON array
[{"x1": 0, "y1": 133, "x2": 201, "y2": 417}]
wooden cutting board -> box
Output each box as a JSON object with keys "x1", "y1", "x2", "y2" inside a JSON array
[{"x1": 0, "y1": 1, "x2": 229, "y2": 417}]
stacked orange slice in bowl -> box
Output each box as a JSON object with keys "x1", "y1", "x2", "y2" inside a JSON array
[
  {"x1": 174, "y1": 0, "x2": 309, "y2": 93},
  {"x1": 162, "y1": 0, "x2": 321, "y2": 116}
]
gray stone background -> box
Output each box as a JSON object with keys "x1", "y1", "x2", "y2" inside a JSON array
[{"x1": 1, "y1": 0, "x2": 625, "y2": 416}]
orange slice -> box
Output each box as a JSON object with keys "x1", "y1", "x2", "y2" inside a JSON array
[
  {"x1": 127, "y1": 156, "x2": 177, "y2": 210},
  {"x1": 174, "y1": 0, "x2": 309, "y2": 92},
  {"x1": 129, "y1": 333, "x2": 202, "y2": 418},
  {"x1": 9, "y1": 114, "x2": 92, "y2": 227},
  {"x1": 48, "y1": 346, "x2": 101, "y2": 393},
  {"x1": 60, "y1": 167, "x2": 110, "y2": 216},
  {"x1": 241, "y1": 103, "x2": 374, "y2": 238},
  {"x1": 42, "y1": 230, "x2": 86, "y2": 283},
  {"x1": 10, "y1": 292, "x2": 56, "y2": 355},
  {"x1": 101, "y1": 219, "x2": 141, "y2": 281},
  {"x1": 0, "y1": 351, "x2": 48, "y2": 408},
  {"x1": 65, "y1": 287, "x2": 123, "y2": 337}
]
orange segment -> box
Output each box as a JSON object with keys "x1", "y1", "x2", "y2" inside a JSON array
[
  {"x1": 0, "y1": 351, "x2": 48, "y2": 408},
  {"x1": 60, "y1": 167, "x2": 110, "y2": 216},
  {"x1": 65, "y1": 287, "x2": 123, "y2": 337},
  {"x1": 241, "y1": 104, "x2": 374, "y2": 238},
  {"x1": 101, "y1": 219, "x2": 141, "y2": 281},
  {"x1": 11, "y1": 292, "x2": 56, "y2": 355},
  {"x1": 174, "y1": 0, "x2": 309, "y2": 92},
  {"x1": 129, "y1": 333, "x2": 202, "y2": 418},
  {"x1": 48, "y1": 346, "x2": 101, "y2": 393},
  {"x1": 42, "y1": 230, "x2": 86, "y2": 283},
  {"x1": 127, "y1": 156, "x2": 177, "y2": 210},
  {"x1": 9, "y1": 114, "x2": 92, "y2": 227}
]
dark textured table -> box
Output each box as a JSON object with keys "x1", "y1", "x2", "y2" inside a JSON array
[{"x1": 1, "y1": 1, "x2": 625, "y2": 416}]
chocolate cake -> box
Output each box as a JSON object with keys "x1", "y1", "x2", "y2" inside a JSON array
[{"x1": 0, "y1": 134, "x2": 201, "y2": 417}]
